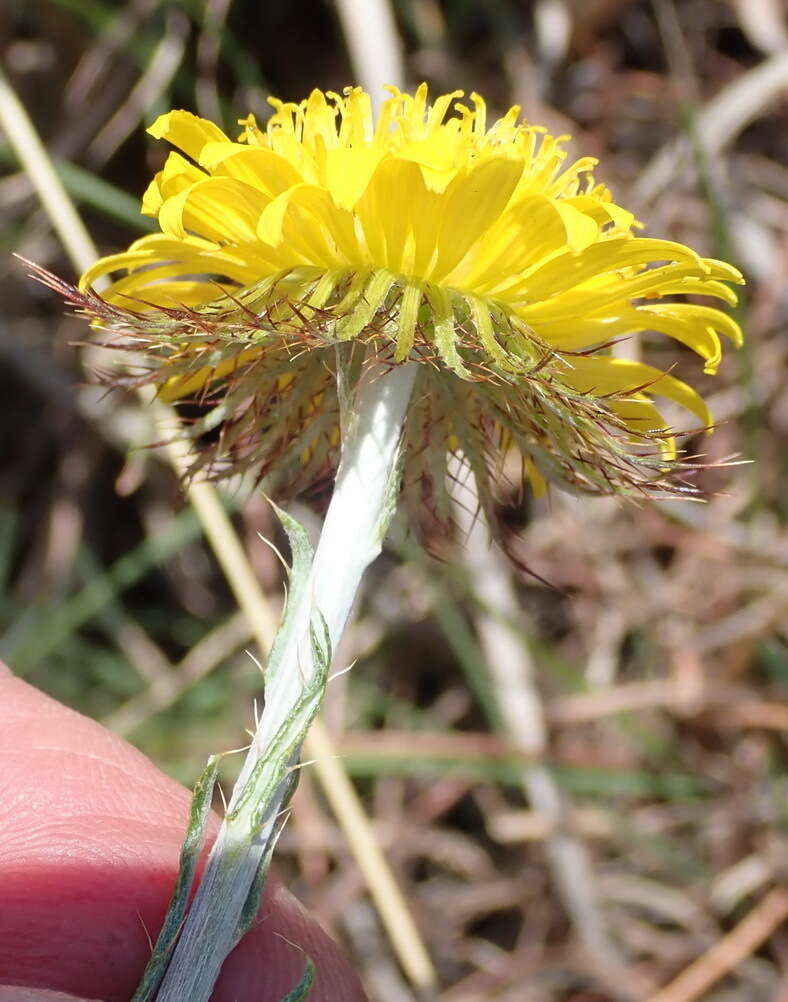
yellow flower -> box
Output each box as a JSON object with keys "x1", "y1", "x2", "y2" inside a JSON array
[{"x1": 75, "y1": 85, "x2": 743, "y2": 520}]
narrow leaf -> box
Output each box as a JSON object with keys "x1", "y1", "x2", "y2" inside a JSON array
[
  {"x1": 279, "y1": 959, "x2": 315, "y2": 1002},
  {"x1": 263, "y1": 503, "x2": 314, "y2": 687},
  {"x1": 131, "y1": 755, "x2": 220, "y2": 1002}
]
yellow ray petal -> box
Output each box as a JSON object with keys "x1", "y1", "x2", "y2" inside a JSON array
[
  {"x1": 646, "y1": 303, "x2": 743, "y2": 347},
  {"x1": 159, "y1": 178, "x2": 269, "y2": 242},
  {"x1": 256, "y1": 184, "x2": 321, "y2": 247},
  {"x1": 703, "y1": 258, "x2": 745, "y2": 284},
  {"x1": 563, "y1": 356, "x2": 712, "y2": 428},
  {"x1": 200, "y1": 142, "x2": 303, "y2": 197},
  {"x1": 562, "y1": 195, "x2": 635, "y2": 233},
  {"x1": 79, "y1": 249, "x2": 159, "y2": 290},
  {"x1": 510, "y1": 237, "x2": 704, "y2": 302},
  {"x1": 517, "y1": 263, "x2": 720, "y2": 323},
  {"x1": 431, "y1": 157, "x2": 523, "y2": 281},
  {"x1": 651, "y1": 277, "x2": 739, "y2": 306},
  {"x1": 78, "y1": 235, "x2": 221, "y2": 287},
  {"x1": 325, "y1": 146, "x2": 385, "y2": 210},
  {"x1": 553, "y1": 201, "x2": 600, "y2": 252},
  {"x1": 102, "y1": 279, "x2": 228, "y2": 310},
  {"x1": 148, "y1": 110, "x2": 230, "y2": 161},
  {"x1": 525, "y1": 458, "x2": 549, "y2": 497},
  {"x1": 354, "y1": 158, "x2": 426, "y2": 273},
  {"x1": 536, "y1": 309, "x2": 723, "y2": 372},
  {"x1": 397, "y1": 131, "x2": 463, "y2": 191},
  {"x1": 98, "y1": 261, "x2": 243, "y2": 302},
  {"x1": 141, "y1": 152, "x2": 207, "y2": 217},
  {"x1": 141, "y1": 177, "x2": 164, "y2": 218},
  {"x1": 457, "y1": 194, "x2": 574, "y2": 293},
  {"x1": 160, "y1": 346, "x2": 262, "y2": 401},
  {"x1": 276, "y1": 185, "x2": 363, "y2": 267}
]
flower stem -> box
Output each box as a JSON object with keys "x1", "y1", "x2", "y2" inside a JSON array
[{"x1": 153, "y1": 359, "x2": 418, "y2": 1002}]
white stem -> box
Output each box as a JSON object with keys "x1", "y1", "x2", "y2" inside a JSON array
[{"x1": 155, "y1": 360, "x2": 417, "y2": 1002}]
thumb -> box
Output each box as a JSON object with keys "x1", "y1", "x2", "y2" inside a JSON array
[{"x1": 0, "y1": 663, "x2": 366, "y2": 1002}]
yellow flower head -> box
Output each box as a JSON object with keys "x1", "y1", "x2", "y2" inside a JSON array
[{"x1": 74, "y1": 85, "x2": 743, "y2": 523}]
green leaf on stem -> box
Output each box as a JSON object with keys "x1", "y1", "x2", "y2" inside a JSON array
[
  {"x1": 279, "y1": 959, "x2": 315, "y2": 1002},
  {"x1": 263, "y1": 503, "x2": 314, "y2": 688},
  {"x1": 131, "y1": 755, "x2": 221, "y2": 1002}
]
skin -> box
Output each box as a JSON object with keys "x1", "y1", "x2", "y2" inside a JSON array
[{"x1": 0, "y1": 663, "x2": 367, "y2": 1002}]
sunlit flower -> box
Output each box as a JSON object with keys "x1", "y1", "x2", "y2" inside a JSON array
[{"x1": 71, "y1": 85, "x2": 743, "y2": 527}]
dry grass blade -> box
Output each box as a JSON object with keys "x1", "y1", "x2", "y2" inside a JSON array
[
  {"x1": 0, "y1": 65, "x2": 97, "y2": 273},
  {"x1": 334, "y1": 0, "x2": 406, "y2": 112},
  {"x1": 448, "y1": 459, "x2": 636, "y2": 995},
  {"x1": 104, "y1": 610, "x2": 254, "y2": 736},
  {"x1": 88, "y1": 10, "x2": 189, "y2": 163},
  {"x1": 632, "y1": 48, "x2": 788, "y2": 206},
  {"x1": 732, "y1": 0, "x2": 788, "y2": 55},
  {"x1": 646, "y1": 887, "x2": 788, "y2": 1002}
]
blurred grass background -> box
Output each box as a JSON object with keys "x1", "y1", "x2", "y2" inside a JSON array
[{"x1": 2, "y1": 1, "x2": 788, "y2": 1000}]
